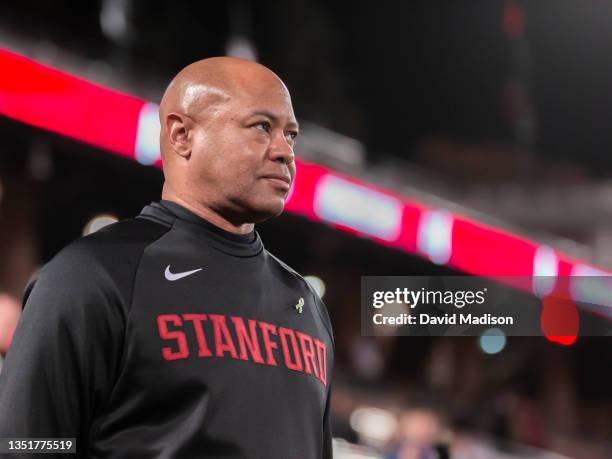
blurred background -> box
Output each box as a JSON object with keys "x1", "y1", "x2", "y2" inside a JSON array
[{"x1": 0, "y1": 1, "x2": 611, "y2": 457}]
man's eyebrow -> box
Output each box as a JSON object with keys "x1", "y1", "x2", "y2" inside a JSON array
[{"x1": 248, "y1": 111, "x2": 299, "y2": 130}]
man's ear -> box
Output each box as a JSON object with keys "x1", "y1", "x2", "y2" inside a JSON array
[{"x1": 165, "y1": 113, "x2": 192, "y2": 158}]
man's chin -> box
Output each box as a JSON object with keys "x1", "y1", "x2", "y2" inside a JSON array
[{"x1": 249, "y1": 199, "x2": 286, "y2": 223}]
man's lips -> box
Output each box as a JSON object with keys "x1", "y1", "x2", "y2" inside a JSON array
[{"x1": 261, "y1": 174, "x2": 292, "y2": 188}]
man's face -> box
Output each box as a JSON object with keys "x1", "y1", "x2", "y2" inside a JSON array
[{"x1": 188, "y1": 81, "x2": 298, "y2": 224}]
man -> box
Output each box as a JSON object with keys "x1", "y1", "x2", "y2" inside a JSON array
[{"x1": 0, "y1": 57, "x2": 334, "y2": 458}]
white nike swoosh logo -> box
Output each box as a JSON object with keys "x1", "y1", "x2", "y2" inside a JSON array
[{"x1": 164, "y1": 265, "x2": 203, "y2": 281}]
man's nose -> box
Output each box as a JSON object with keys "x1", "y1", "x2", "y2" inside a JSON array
[{"x1": 269, "y1": 132, "x2": 295, "y2": 165}]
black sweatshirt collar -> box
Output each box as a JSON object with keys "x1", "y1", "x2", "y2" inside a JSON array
[{"x1": 139, "y1": 200, "x2": 263, "y2": 257}]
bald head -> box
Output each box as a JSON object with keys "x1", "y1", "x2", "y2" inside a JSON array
[
  {"x1": 160, "y1": 57, "x2": 288, "y2": 157},
  {"x1": 159, "y1": 57, "x2": 298, "y2": 233}
]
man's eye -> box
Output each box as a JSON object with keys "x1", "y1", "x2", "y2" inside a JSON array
[
  {"x1": 285, "y1": 131, "x2": 298, "y2": 143},
  {"x1": 255, "y1": 121, "x2": 271, "y2": 132}
]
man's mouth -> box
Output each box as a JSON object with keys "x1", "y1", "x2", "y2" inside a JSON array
[{"x1": 261, "y1": 174, "x2": 292, "y2": 190}]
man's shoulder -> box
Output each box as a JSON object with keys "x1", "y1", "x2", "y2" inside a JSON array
[
  {"x1": 264, "y1": 250, "x2": 315, "y2": 295},
  {"x1": 264, "y1": 250, "x2": 301, "y2": 279},
  {"x1": 27, "y1": 217, "x2": 171, "y2": 306},
  {"x1": 80, "y1": 216, "x2": 170, "y2": 255},
  {"x1": 56, "y1": 216, "x2": 170, "y2": 269}
]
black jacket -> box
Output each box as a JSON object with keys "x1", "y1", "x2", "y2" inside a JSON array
[{"x1": 0, "y1": 200, "x2": 334, "y2": 458}]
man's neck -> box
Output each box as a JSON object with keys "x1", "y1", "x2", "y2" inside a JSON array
[{"x1": 161, "y1": 189, "x2": 254, "y2": 235}]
